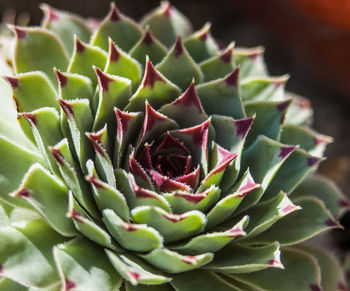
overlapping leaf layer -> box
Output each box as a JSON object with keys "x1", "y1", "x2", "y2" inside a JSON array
[{"x1": 0, "y1": 2, "x2": 349, "y2": 290}]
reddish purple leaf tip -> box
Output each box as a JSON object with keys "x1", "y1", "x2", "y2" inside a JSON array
[
  {"x1": 109, "y1": 40, "x2": 121, "y2": 62},
  {"x1": 174, "y1": 36, "x2": 183, "y2": 58},
  {"x1": 5, "y1": 76, "x2": 19, "y2": 88},
  {"x1": 235, "y1": 117, "x2": 254, "y2": 139},
  {"x1": 307, "y1": 157, "x2": 321, "y2": 167},
  {"x1": 58, "y1": 99, "x2": 75, "y2": 118},
  {"x1": 338, "y1": 198, "x2": 350, "y2": 208},
  {"x1": 54, "y1": 69, "x2": 68, "y2": 88},
  {"x1": 75, "y1": 38, "x2": 86, "y2": 53},
  {"x1": 13, "y1": 26, "x2": 26, "y2": 39},
  {"x1": 86, "y1": 174, "x2": 105, "y2": 189},
  {"x1": 172, "y1": 81, "x2": 203, "y2": 113},
  {"x1": 325, "y1": 218, "x2": 338, "y2": 227},
  {"x1": 94, "y1": 66, "x2": 114, "y2": 91},
  {"x1": 44, "y1": 5, "x2": 60, "y2": 22},
  {"x1": 198, "y1": 25, "x2": 210, "y2": 41},
  {"x1": 220, "y1": 45, "x2": 233, "y2": 64},
  {"x1": 129, "y1": 271, "x2": 141, "y2": 280},
  {"x1": 279, "y1": 146, "x2": 296, "y2": 159},
  {"x1": 309, "y1": 284, "x2": 322, "y2": 291},
  {"x1": 142, "y1": 29, "x2": 153, "y2": 45},
  {"x1": 162, "y1": 212, "x2": 185, "y2": 223},
  {"x1": 20, "y1": 113, "x2": 38, "y2": 126},
  {"x1": 17, "y1": 188, "x2": 30, "y2": 198},
  {"x1": 225, "y1": 68, "x2": 240, "y2": 87},
  {"x1": 87, "y1": 131, "x2": 106, "y2": 157},
  {"x1": 142, "y1": 60, "x2": 166, "y2": 89},
  {"x1": 65, "y1": 279, "x2": 76, "y2": 291},
  {"x1": 182, "y1": 256, "x2": 197, "y2": 265},
  {"x1": 162, "y1": 1, "x2": 172, "y2": 18},
  {"x1": 276, "y1": 99, "x2": 292, "y2": 112},
  {"x1": 69, "y1": 209, "x2": 84, "y2": 223},
  {"x1": 109, "y1": 3, "x2": 121, "y2": 22},
  {"x1": 0, "y1": 265, "x2": 3, "y2": 274},
  {"x1": 337, "y1": 282, "x2": 349, "y2": 291},
  {"x1": 268, "y1": 258, "x2": 283, "y2": 268},
  {"x1": 50, "y1": 147, "x2": 65, "y2": 166}
]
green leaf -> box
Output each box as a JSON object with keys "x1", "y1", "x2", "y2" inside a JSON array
[
  {"x1": 171, "y1": 216, "x2": 248, "y2": 254},
  {"x1": 140, "y1": 248, "x2": 213, "y2": 273},
  {"x1": 183, "y1": 23, "x2": 218, "y2": 63},
  {"x1": 67, "y1": 37, "x2": 107, "y2": 88},
  {"x1": 0, "y1": 278, "x2": 27, "y2": 291},
  {"x1": 0, "y1": 219, "x2": 65, "y2": 288},
  {"x1": 125, "y1": 59, "x2": 181, "y2": 112},
  {"x1": 200, "y1": 42, "x2": 235, "y2": 82},
  {"x1": 106, "y1": 251, "x2": 172, "y2": 286},
  {"x1": 250, "y1": 197, "x2": 341, "y2": 246},
  {"x1": 129, "y1": 28, "x2": 167, "y2": 67},
  {"x1": 11, "y1": 163, "x2": 77, "y2": 237},
  {"x1": 131, "y1": 206, "x2": 206, "y2": 243},
  {"x1": 103, "y1": 209, "x2": 163, "y2": 252},
  {"x1": 230, "y1": 248, "x2": 321, "y2": 291},
  {"x1": 105, "y1": 39, "x2": 142, "y2": 91},
  {"x1": 233, "y1": 47, "x2": 267, "y2": 79},
  {"x1": 141, "y1": 2, "x2": 192, "y2": 47},
  {"x1": 0, "y1": 136, "x2": 44, "y2": 208},
  {"x1": 41, "y1": 4, "x2": 91, "y2": 56},
  {"x1": 205, "y1": 242, "x2": 283, "y2": 273},
  {"x1": 4, "y1": 72, "x2": 59, "y2": 112},
  {"x1": 171, "y1": 270, "x2": 240, "y2": 291},
  {"x1": 241, "y1": 75, "x2": 288, "y2": 102},
  {"x1": 284, "y1": 94, "x2": 313, "y2": 126},
  {"x1": 53, "y1": 238, "x2": 122, "y2": 291},
  {"x1": 156, "y1": 36, "x2": 203, "y2": 90},
  {"x1": 91, "y1": 3, "x2": 143, "y2": 52},
  {"x1": 290, "y1": 174, "x2": 349, "y2": 219},
  {"x1": 196, "y1": 68, "x2": 245, "y2": 119},
  {"x1": 12, "y1": 26, "x2": 69, "y2": 84}
]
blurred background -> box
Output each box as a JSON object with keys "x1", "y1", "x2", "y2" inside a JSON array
[{"x1": 1, "y1": 0, "x2": 350, "y2": 246}]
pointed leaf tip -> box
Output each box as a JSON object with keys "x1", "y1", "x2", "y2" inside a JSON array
[
  {"x1": 277, "y1": 99, "x2": 292, "y2": 112},
  {"x1": 68, "y1": 209, "x2": 84, "y2": 223},
  {"x1": 94, "y1": 66, "x2": 113, "y2": 91},
  {"x1": 198, "y1": 23, "x2": 211, "y2": 41},
  {"x1": 86, "y1": 173, "x2": 105, "y2": 189},
  {"x1": 225, "y1": 67, "x2": 240, "y2": 87},
  {"x1": 108, "y1": 39, "x2": 121, "y2": 62},
  {"x1": 235, "y1": 117, "x2": 254, "y2": 139},
  {"x1": 65, "y1": 279, "x2": 76, "y2": 291},
  {"x1": 15, "y1": 188, "x2": 30, "y2": 198},
  {"x1": 174, "y1": 36, "x2": 184, "y2": 57},
  {"x1": 4, "y1": 76, "x2": 19, "y2": 88},
  {"x1": 307, "y1": 157, "x2": 322, "y2": 167},
  {"x1": 220, "y1": 43, "x2": 234, "y2": 64},
  {"x1": 49, "y1": 147, "x2": 65, "y2": 166},
  {"x1": 54, "y1": 69, "x2": 68, "y2": 88},
  {"x1": 75, "y1": 37, "x2": 86, "y2": 53},
  {"x1": 162, "y1": 1, "x2": 172, "y2": 17},
  {"x1": 143, "y1": 59, "x2": 166, "y2": 88},
  {"x1": 279, "y1": 145, "x2": 297, "y2": 159},
  {"x1": 142, "y1": 28, "x2": 153, "y2": 45},
  {"x1": 309, "y1": 284, "x2": 322, "y2": 291},
  {"x1": 41, "y1": 4, "x2": 60, "y2": 22},
  {"x1": 20, "y1": 112, "x2": 38, "y2": 126},
  {"x1": 109, "y1": 2, "x2": 121, "y2": 22},
  {"x1": 86, "y1": 131, "x2": 106, "y2": 157},
  {"x1": 11, "y1": 25, "x2": 27, "y2": 39},
  {"x1": 172, "y1": 81, "x2": 203, "y2": 112},
  {"x1": 58, "y1": 99, "x2": 75, "y2": 118}
]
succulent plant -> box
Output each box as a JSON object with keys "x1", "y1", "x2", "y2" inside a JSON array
[{"x1": 0, "y1": 2, "x2": 349, "y2": 290}]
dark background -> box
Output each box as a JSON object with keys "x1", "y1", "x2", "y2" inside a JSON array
[{"x1": 1, "y1": 0, "x2": 350, "y2": 237}]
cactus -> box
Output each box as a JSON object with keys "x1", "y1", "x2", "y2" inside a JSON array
[{"x1": 0, "y1": 2, "x2": 349, "y2": 290}]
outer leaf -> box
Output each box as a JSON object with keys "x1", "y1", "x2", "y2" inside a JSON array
[
  {"x1": 12, "y1": 26, "x2": 69, "y2": 84},
  {"x1": 0, "y1": 219, "x2": 65, "y2": 288},
  {"x1": 233, "y1": 47, "x2": 267, "y2": 79},
  {"x1": 230, "y1": 248, "x2": 321, "y2": 291},
  {"x1": 53, "y1": 238, "x2": 122, "y2": 291},
  {"x1": 205, "y1": 242, "x2": 283, "y2": 273}
]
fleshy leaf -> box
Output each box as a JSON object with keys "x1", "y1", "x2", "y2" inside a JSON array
[
  {"x1": 93, "y1": 67, "x2": 131, "y2": 132},
  {"x1": 86, "y1": 160, "x2": 129, "y2": 221},
  {"x1": 233, "y1": 47, "x2": 267, "y2": 79},
  {"x1": 280, "y1": 124, "x2": 332, "y2": 157},
  {"x1": 159, "y1": 81, "x2": 208, "y2": 128},
  {"x1": 206, "y1": 169, "x2": 259, "y2": 229},
  {"x1": 171, "y1": 270, "x2": 240, "y2": 291},
  {"x1": 67, "y1": 37, "x2": 107, "y2": 88},
  {"x1": 0, "y1": 219, "x2": 65, "y2": 288},
  {"x1": 0, "y1": 136, "x2": 44, "y2": 208},
  {"x1": 140, "y1": 248, "x2": 213, "y2": 273},
  {"x1": 11, "y1": 163, "x2": 77, "y2": 237},
  {"x1": 230, "y1": 248, "x2": 321, "y2": 291},
  {"x1": 12, "y1": 26, "x2": 69, "y2": 84},
  {"x1": 183, "y1": 23, "x2": 219, "y2": 63},
  {"x1": 163, "y1": 185, "x2": 220, "y2": 214},
  {"x1": 205, "y1": 242, "x2": 283, "y2": 273},
  {"x1": 105, "y1": 39, "x2": 142, "y2": 91},
  {"x1": 106, "y1": 251, "x2": 171, "y2": 286},
  {"x1": 129, "y1": 28, "x2": 167, "y2": 66},
  {"x1": 284, "y1": 93, "x2": 313, "y2": 126},
  {"x1": 103, "y1": 209, "x2": 163, "y2": 252},
  {"x1": 171, "y1": 216, "x2": 248, "y2": 255},
  {"x1": 91, "y1": 3, "x2": 143, "y2": 51},
  {"x1": 290, "y1": 174, "x2": 350, "y2": 219},
  {"x1": 156, "y1": 36, "x2": 203, "y2": 90},
  {"x1": 196, "y1": 68, "x2": 245, "y2": 119},
  {"x1": 199, "y1": 42, "x2": 235, "y2": 81},
  {"x1": 4, "y1": 72, "x2": 59, "y2": 112},
  {"x1": 238, "y1": 135, "x2": 297, "y2": 212},
  {"x1": 141, "y1": 1, "x2": 192, "y2": 47},
  {"x1": 131, "y1": 206, "x2": 206, "y2": 243},
  {"x1": 125, "y1": 59, "x2": 181, "y2": 112},
  {"x1": 53, "y1": 238, "x2": 122, "y2": 291},
  {"x1": 41, "y1": 4, "x2": 91, "y2": 56},
  {"x1": 251, "y1": 197, "x2": 341, "y2": 246},
  {"x1": 240, "y1": 75, "x2": 288, "y2": 102}
]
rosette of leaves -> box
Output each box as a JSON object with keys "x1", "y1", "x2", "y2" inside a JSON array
[{"x1": 0, "y1": 2, "x2": 349, "y2": 290}]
